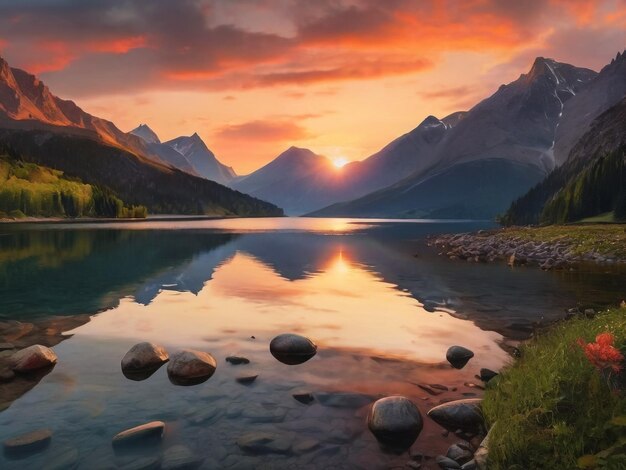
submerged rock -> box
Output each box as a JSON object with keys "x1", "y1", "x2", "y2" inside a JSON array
[
  {"x1": 427, "y1": 399, "x2": 484, "y2": 434},
  {"x1": 225, "y1": 356, "x2": 250, "y2": 365},
  {"x1": 316, "y1": 392, "x2": 376, "y2": 409},
  {"x1": 112, "y1": 421, "x2": 165, "y2": 448},
  {"x1": 10, "y1": 345, "x2": 57, "y2": 372},
  {"x1": 368, "y1": 396, "x2": 423, "y2": 450},
  {"x1": 167, "y1": 349, "x2": 216, "y2": 385},
  {"x1": 43, "y1": 446, "x2": 79, "y2": 470},
  {"x1": 269, "y1": 333, "x2": 317, "y2": 365},
  {"x1": 446, "y1": 346, "x2": 474, "y2": 369},
  {"x1": 237, "y1": 432, "x2": 293, "y2": 455},
  {"x1": 3, "y1": 428, "x2": 52, "y2": 455},
  {"x1": 436, "y1": 455, "x2": 461, "y2": 469},
  {"x1": 236, "y1": 374, "x2": 258, "y2": 385},
  {"x1": 161, "y1": 445, "x2": 203, "y2": 470},
  {"x1": 292, "y1": 392, "x2": 315, "y2": 405},
  {"x1": 447, "y1": 443, "x2": 473, "y2": 464}
]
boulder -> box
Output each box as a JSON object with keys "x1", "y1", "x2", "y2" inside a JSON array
[
  {"x1": 167, "y1": 349, "x2": 217, "y2": 385},
  {"x1": 121, "y1": 342, "x2": 168, "y2": 372},
  {"x1": 269, "y1": 334, "x2": 317, "y2": 365},
  {"x1": 446, "y1": 346, "x2": 474, "y2": 369},
  {"x1": 112, "y1": 421, "x2": 165, "y2": 448},
  {"x1": 3, "y1": 428, "x2": 52, "y2": 455},
  {"x1": 368, "y1": 396, "x2": 423, "y2": 449},
  {"x1": 427, "y1": 399, "x2": 484, "y2": 434},
  {"x1": 161, "y1": 445, "x2": 203, "y2": 470},
  {"x1": 10, "y1": 345, "x2": 57, "y2": 372}
]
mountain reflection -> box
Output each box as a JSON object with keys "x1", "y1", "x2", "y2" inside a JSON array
[{"x1": 1, "y1": 223, "x2": 625, "y2": 340}]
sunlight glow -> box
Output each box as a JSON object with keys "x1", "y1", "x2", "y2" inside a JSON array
[{"x1": 332, "y1": 157, "x2": 349, "y2": 168}]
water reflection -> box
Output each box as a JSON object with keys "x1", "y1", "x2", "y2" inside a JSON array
[{"x1": 1, "y1": 219, "x2": 625, "y2": 469}]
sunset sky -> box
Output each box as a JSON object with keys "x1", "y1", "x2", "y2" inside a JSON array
[{"x1": 0, "y1": 0, "x2": 624, "y2": 174}]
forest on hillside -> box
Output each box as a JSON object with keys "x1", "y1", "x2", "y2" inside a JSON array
[
  {"x1": 501, "y1": 147, "x2": 626, "y2": 225},
  {"x1": 0, "y1": 152, "x2": 147, "y2": 219}
]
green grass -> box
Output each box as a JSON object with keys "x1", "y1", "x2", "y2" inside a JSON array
[
  {"x1": 578, "y1": 212, "x2": 617, "y2": 224},
  {"x1": 483, "y1": 307, "x2": 626, "y2": 469},
  {"x1": 491, "y1": 224, "x2": 626, "y2": 258}
]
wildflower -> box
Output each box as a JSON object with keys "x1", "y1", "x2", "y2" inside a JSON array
[{"x1": 577, "y1": 333, "x2": 624, "y2": 374}]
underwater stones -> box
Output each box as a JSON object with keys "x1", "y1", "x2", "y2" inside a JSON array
[
  {"x1": 316, "y1": 392, "x2": 376, "y2": 409},
  {"x1": 225, "y1": 356, "x2": 250, "y2": 365},
  {"x1": 9, "y1": 345, "x2": 57, "y2": 372},
  {"x1": 121, "y1": 342, "x2": 168, "y2": 380},
  {"x1": 237, "y1": 432, "x2": 293, "y2": 455},
  {"x1": 292, "y1": 392, "x2": 315, "y2": 405},
  {"x1": 446, "y1": 346, "x2": 474, "y2": 369},
  {"x1": 427, "y1": 399, "x2": 484, "y2": 434},
  {"x1": 447, "y1": 443, "x2": 474, "y2": 465},
  {"x1": 236, "y1": 374, "x2": 258, "y2": 385},
  {"x1": 112, "y1": 421, "x2": 165, "y2": 448},
  {"x1": 269, "y1": 333, "x2": 317, "y2": 365},
  {"x1": 367, "y1": 396, "x2": 423, "y2": 449},
  {"x1": 43, "y1": 446, "x2": 79, "y2": 470},
  {"x1": 3, "y1": 428, "x2": 52, "y2": 456},
  {"x1": 436, "y1": 455, "x2": 461, "y2": 469},
  {"x1": 161, "y1": 445, "x2": 203, "y2": 470},
  {"x1": 167, "y1": 349, "x2": 216, "y2": 385}
]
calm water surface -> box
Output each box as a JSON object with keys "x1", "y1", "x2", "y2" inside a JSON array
[{"x1": 0, "y1": 217, "x2": 625, "y2": 469}]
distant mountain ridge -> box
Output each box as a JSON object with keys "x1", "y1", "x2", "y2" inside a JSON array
[
  {"x1": 0, "y1": 56, "x2": 282, "y2": 217},
  {"x1": 310, "y1": 56, "x2": 610, "y2": 218}
]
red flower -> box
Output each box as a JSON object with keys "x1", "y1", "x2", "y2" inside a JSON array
[{"x1": 577, "y1": 333, "x2": 624, "y2": 374}]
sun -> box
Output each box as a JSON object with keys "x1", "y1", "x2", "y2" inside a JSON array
[{"x1": 332, "y1": 157, "x2": 349, "y2": 168}]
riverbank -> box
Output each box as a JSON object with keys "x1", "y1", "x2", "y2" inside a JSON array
[
  {"x1": 0, "y1": 214, "x2": 233, "y2": 224},
  {"x1": 430, "y1": 224, "x2": 626, "y2": 270},
  {"x1": 481, "y1": 305, "x2": 626, "y2": 469}
]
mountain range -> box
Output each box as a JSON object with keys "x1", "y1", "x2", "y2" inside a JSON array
[
  {"x1": 229, "y1": 53, "x2": 624, "y2": 219},
  {"x1": 0, "y1": 56, "x2": 281, "y2": 217}
]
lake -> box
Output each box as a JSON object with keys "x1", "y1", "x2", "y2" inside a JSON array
[{"x1": 1, "y1": 218, "x2": 625, "y2": 469}]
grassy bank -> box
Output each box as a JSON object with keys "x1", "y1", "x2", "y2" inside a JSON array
[
  {"x1": 492, "y1": 224, "x2": 626, "y2": 259},
  {"x1": 483, "y1": 307, "x2": 626, "y2": 469}
]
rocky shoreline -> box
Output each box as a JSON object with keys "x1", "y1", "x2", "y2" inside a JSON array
[{"x1": 429, "y1": 229, "x2": 626, "y2": 270}]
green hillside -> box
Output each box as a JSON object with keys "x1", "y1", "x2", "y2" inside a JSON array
[{"x1": 0, "y1": 154, "x2": 146, "y2": 219}]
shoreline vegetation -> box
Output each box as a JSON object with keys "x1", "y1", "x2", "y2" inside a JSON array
[
  {"x1": 0, "y1": 154, "x2": 147, "y2": 220},
  {"x1": 482, "y1": 305, "x2": 626, "y2": 469},
  {"x1": 430, "y1": 224, "x2": 626, "y2": 270}
]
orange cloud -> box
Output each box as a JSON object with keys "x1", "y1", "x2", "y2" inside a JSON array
[
  {"x1": 419, "y1": 86, "x2": 472, "y2": 100},
  {"x1": 88, "y1": 35, "x2": 147, "y2": 54},
  {"x1": 213, "y1": 119, "x2": 312, "y2": 142}
]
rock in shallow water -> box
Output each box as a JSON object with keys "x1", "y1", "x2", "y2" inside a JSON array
[
  {"x1": 269, "y1": 333, "x2": 317, "y2": 365},
  {"x1": 436, "y1": 455, "x2": 461, "y2": 469},
  {"x1": 237, "y1": 432, "x2": 293, "y2": 455},
  {"x1": 447, "y1": 443, "x2": 473, "y2": 464},
  {"x1": 367, "y1": 396, "x2": 423, "y2": 450},
  {"x1": 167, "y1": 349, "x2": 216, "y2": 385},
  {"x1": 10, "y1": 345, "x2": 57, "y2": 372},
  {"x1": 479, "y1": 368, "x2": 498, "y2": 383},
  {"x1": 446, "y1": 346, "x2": 474, "y2": 369},
  {"x1": 236, "y1": 374, "x2": 258, "y2": 385},
  {"x1": 121, "y1": 342, "x2": 168, "y2": 371},
  {"x1": 3, "y1": 428, "x2": 52, "y2": 455},
  {"x1": 427, "y1": 399, "x2": 484, "y2": 434},
  {"x1": 225, "y1": 356, "x2": 250, "y2": 365},
  {"x1": 112, "y1": 421, "x2": 165, "y2": 448},
  {"x1": 161, "y1": 445, "x2": 203, "y2": 470}
]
